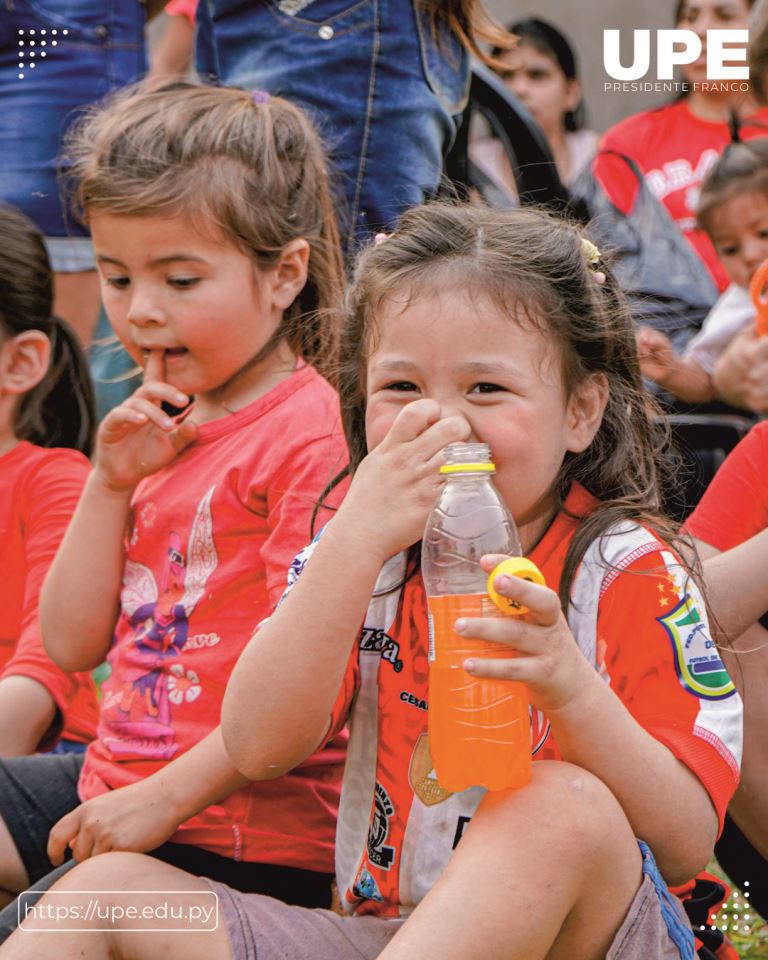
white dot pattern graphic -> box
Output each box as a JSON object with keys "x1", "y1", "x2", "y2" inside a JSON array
[{"x1": 16, "y1": 26, "x2": 68, "y2": 78}]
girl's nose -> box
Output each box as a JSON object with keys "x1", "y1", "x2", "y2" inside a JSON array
[{"x1": 127, "y1": 293, "x2": 165, "y2": 328}]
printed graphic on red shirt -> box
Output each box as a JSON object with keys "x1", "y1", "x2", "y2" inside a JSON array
[{"x1": 100, "y1": 485, "x2": 218, "y2": 760}]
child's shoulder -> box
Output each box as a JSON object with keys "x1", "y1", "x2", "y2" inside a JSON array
[{"x1": 4, "y1": 441, "x2": 90, "y2": 486}]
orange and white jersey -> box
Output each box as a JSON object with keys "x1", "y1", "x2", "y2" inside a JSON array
[{"x1": 281, "y1": 484, "x2": 742, "y2": 918}]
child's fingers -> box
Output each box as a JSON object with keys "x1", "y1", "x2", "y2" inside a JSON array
[
  {"x1": 169, "y1": 418, "x2": 199, "y2": 454},
  {"x1": 47, "y1": 810, "x2": 80, "y2": 866},
  {"x1": 386, "y1": 399, "x2": 443, "y2": 444},
  {"x1": 131, "y1": 381, "x2": 189, "y2": 408},
  {"x1": 490, "y1": 574, "x2": 559, "y2": 625},
  {"x1": 123, "y1": 397, "x2": 176, "y2": 432},
  {"x1": 455, "y1": 615, "x2": 545, "y2": 655},
  {"x1": 143, "y1": 348, "x2": 166, "y2": 384},
  {"x1": 420, "y1": 416, "x2": 472, "y2": 465}
]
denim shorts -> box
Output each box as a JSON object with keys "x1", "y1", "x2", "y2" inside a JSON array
[
  {"x1": 196, "y1": 0, "x2": 469, "y2": 251},
  {"x1": 0, "y1": 0, "x2": 146, "y2": 267},
  {"x1": 207, "y1": 841, "x2": 696, "y2": 960}
]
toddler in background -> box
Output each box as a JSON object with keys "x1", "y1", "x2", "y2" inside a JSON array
[
  {"x1": 637, "y1": 138, "x2": 768, "y2": 411},
  {"x1": 0, "y1": 81, "x2": 349, "y2": 937},
  {"x1": 0, "y1": 204, "x2": 97, "y2": 758}
]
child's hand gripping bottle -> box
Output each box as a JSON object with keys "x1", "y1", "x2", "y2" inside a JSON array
[{"x1": 421, "y1": 442, "x2": 544, "y2": 793}]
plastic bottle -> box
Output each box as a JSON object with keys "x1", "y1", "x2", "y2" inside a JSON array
[{"x1": 422, "y1": 442, "x2": 536, "y2": 793}]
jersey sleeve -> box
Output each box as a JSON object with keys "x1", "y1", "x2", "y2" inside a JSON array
[
  {"x1": 685, "y1": 422, "x2": 768, "y2": 551},
  {"x1": 4, "y1": 452, "x2": 94, "y2": 744},
  {"x1": 261, "y1": 430, "x2": 349, "y2": 609},
  {"x1": 597, "y1": 548, "x2": 742, "y2": 831}
]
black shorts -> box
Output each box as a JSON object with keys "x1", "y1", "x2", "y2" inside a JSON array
[{"x1": 0, "y1": 753, "x2": 333, "y2": 902}]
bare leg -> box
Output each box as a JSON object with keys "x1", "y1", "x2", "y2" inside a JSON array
[
  {"x1": 0, "y1": 852, "x2": 232, "y2": 960},
  {"x1": 380, "y1": 761, "x2": 643, "y2": 960},
  {"x1": 52, "y1": 271, "x2": 101, "y2": 348},
  {"x1": 0, "y1": 817, "x2": 29, "y2": 907}
]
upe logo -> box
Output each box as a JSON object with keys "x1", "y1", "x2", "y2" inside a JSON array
[{"x1": 604, "y1": 29, "x2": 748, "y2": 81}]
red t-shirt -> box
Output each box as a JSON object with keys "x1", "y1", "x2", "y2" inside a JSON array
[
  {"x1": 78, "y1": 364, "x2": 349, "y2": 870},
  {"x1": 0, "y1": 442, "x2": 98, "y2": 747},
  {"x1": 596, "y1": 101, "x2": 768, "y2": 291},
  {"x1": 281, "y1": 484, "x2": 741, "y2": 917},
  {"x1": 686, "y1": 421, "x2": 768, "y2": 549}
]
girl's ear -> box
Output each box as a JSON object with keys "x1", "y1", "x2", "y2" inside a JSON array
[
  {"x1": 566, "y1": 372, "x2": 609, "y2": 454},
  {"x1": 0, "y1": 331, "x2": 51, "y2": 396},
  {"x1": 270, "y1": 238, "x2": 310, "y2": 310},
  {"x1": 564, "y1": 78, "x2": 582, "y2": 115}
]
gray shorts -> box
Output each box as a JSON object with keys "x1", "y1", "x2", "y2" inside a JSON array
[{"x1": 208, "y1": 868, "x2": 693, "y2": 960}]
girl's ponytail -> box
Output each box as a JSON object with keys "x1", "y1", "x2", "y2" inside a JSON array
[
  {"x1": 0, "y1": 205, "x2": 96, "y2": 456},
  {"x1": 15, "y1": 315, "x2": 96, "y2": 456}
]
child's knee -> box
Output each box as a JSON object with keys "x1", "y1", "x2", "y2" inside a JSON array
[
  {"x1": 478, "y1": 761, "x2": 638, "y2": 860},
  {"x1": 53, "y1": 852, "x2": 160, "y2": 893}
]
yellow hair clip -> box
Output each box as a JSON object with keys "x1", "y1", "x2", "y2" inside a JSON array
[{"x1": 580, "y1": 237, "x2": 601, "y2": 267}]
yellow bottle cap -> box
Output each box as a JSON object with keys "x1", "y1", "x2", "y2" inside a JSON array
[{"x1": 487, "y1": 557, "x2": 546, "y2": 616}]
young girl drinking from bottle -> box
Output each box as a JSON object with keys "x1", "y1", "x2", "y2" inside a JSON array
[
  {"x1": 0, "y1": 81, "x2": 349, "y2": 926},
  {"x1": 0, "y1": 204, "x2": 742, "y2": 960},
  {"x1": 0, "y1": 204, "x2": 98, "y2": 758}
]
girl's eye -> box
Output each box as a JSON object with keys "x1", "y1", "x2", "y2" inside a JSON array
[
  {"x1": 168, "y1": 277, "x2": 200, "y2": 289},
  {"x1": 470, "y1": 382, "x2": 506, "y2": 394},
  {"x1": 104, "y1": 276, "x2": 129, "y2": 290},
  {"x1": 719, "y1": 245, "x2": 738, "y2": 257},
  {"x1": 383, "y1": 381, "x2": 418, "y2": 392}
]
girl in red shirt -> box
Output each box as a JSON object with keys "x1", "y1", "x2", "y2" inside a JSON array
[{"x1": 0, "y1": 205, "x2": 98, "y2": 756}]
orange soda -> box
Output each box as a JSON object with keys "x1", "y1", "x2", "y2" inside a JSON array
[{"x1": 422, "y1": 443, "x2": 544, "y2": 793}]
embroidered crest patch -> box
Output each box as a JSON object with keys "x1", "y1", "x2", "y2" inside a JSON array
[{"x1": 658, "y1": 594, "x2": 735, "y2": 700}]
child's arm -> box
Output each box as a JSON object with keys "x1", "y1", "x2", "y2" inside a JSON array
[
  {"x1": 223, "y1": 400, "x2": 470, "y2": 779},
  {"x1": 6, "y1": 452, "x2": 89, "y2": 752},
  {"x1": 45, "y1": 728, "x2": 250, "y2": 864},
  {"x1": 41, "y1": 353, "x2": 196, "y2": 671},
  {"x1": 712, "y1": 326, "x2": 768, "y2": 414},
  {"x1": 702, "y1": 528, "x2": 768, "y2": 635},
  {"x1": 461, "y1": 559, "x2": 723, "y2": 886},
  {"x1": 636, "y1": 326, "x2": 715, "y2": 403}
]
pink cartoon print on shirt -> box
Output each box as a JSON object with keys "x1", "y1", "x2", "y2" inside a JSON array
[{"x1": 99, "y1": 485, "x2": 217, "y2": 760}]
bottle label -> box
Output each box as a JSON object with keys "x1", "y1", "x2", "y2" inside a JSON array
[{"x1": 427, "y1": 612, "x2": 435, "y2": 663}]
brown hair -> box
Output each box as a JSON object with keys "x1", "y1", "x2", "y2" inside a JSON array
[
  {"x1": 423, "y1": 0, "x2": 516, "y2": 66},
  {"x1": 336, "y1": 202, "x2": 686, "y2": 608},
  {"x1": 697, "y1": 137, "x2": 768, "y2": 233},
  {"x1": 64, "y1": 81, "x2": 344, "y2": 381},
  {"x1": 0, "y1": 205, "x2": 95, "y2": 455}
]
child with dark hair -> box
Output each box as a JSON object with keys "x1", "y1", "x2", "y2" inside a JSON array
[
  {"x1": 637, "y1": 138, "x2": 768, "y2": 410},
  {"x1": 471, "y1": 17, "x2": 597, "y2": 194},
  {"x1": 0, "y1": 204, "x2": 98, "y2": 757},
  {"x1": 0, "y1": 80, "x2": 349, "y2": 935},
  {"x1": 1, "y1": 203, "x2": 742, "y2": 960}
]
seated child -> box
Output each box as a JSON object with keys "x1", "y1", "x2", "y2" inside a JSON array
[
  {"x1": 0, "y1": 204, "x2": 97, "y2": 757},
  {"x1": 637, "y1": 138, "x2": 768, "y2": 411},
  {"x1": 0, "y1": 203, "x2": 743, "y2": 960},
  {"x1": 0, "y1": 81, "x2": 349, "y2": 932}
]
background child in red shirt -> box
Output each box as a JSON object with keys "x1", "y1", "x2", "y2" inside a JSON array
[
  {"x1": 0, "y1": 81, "x2": 349, "y2": 931},
  {"x1": 0, "y1": 204, "x2": 97, "y2": 757}
]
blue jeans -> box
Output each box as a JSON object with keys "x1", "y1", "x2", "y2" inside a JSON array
[
  {"x1": 196, "y1": 0, "x2": 469, "y2": 250},
  {"x1": 0, "y1": 0, "x2": 145, "y2": 267}
]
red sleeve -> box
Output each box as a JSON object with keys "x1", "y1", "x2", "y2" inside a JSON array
[
  {"x1": 4, "y1": 452, "x2": 96, "y2": 742},
  {"x1": 598, "y1": 548, "x2": 741, "y2": 832},
  {"x1": 263, "y1": 432, "x2": 350, "y2": 609},
  {"x1": 685, "y1": 422, "x2": 768, "y2": 551},
  {"x1": 592, "y1": 116, "x2": 652, "y2": 216},
  {"x1": 164, "y1": 0, "x2": 197, "y2": 23}
]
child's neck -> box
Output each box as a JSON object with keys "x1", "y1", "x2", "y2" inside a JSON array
[
  {"x1": 192, "y1": 341, "x2": 299, "y2": 425},
  {"x1": 0, "y1": 403, "x2": 18, "y2": 457}
]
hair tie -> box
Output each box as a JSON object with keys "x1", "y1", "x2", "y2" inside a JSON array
[
  {"x1": 580, "y1": 237, "x2": 606, "y2": 284},
  {"x1": 251, "y1": 89, "x2": 271, "y2": 105}
]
